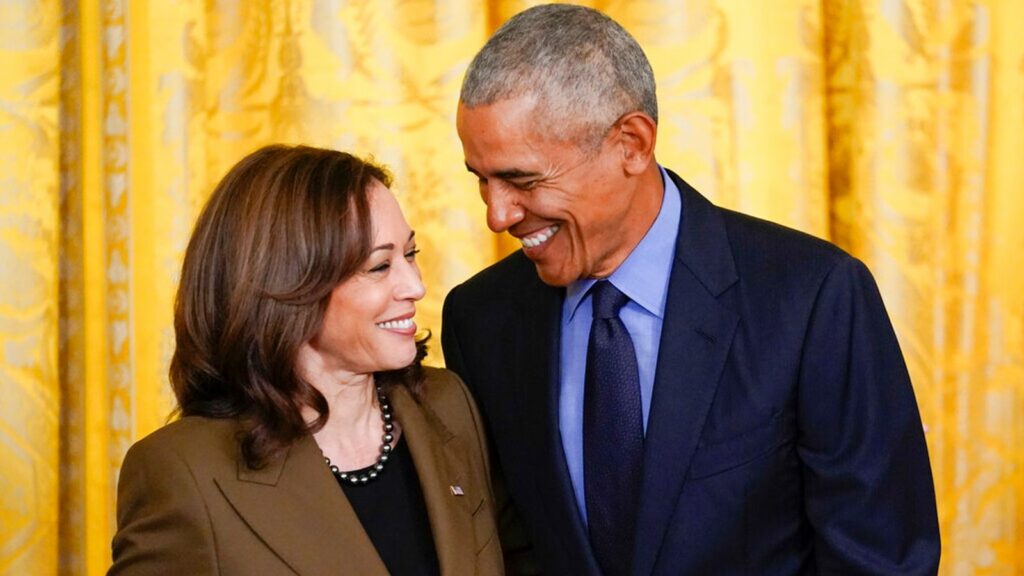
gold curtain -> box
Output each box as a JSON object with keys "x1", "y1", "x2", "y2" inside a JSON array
[{"x1": 0, "y1": 1, "x2": 1021, "y2": 574}]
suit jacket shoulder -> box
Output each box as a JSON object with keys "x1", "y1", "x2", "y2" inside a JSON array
[
  {"x1": 719, "y1": 204, "x2": 850, "y2": 285},
  {"x1": 122, "y1": 415, "x2": 239, "y2": 473},
  {"x1": 111, "y1": 417, "x2": 240, "y2": 575}
]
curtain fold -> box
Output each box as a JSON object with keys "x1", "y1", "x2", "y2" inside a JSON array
[
  {"x1": 0, "y1": 1, "x2": 1021, "y2": 574},
  {"x1": 0, "y1": 1, "x2": 60, "y2": 574}
]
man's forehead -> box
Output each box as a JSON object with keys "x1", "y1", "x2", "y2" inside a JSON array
[
  {"x1": 457, "y1": 97, "x2": 537, "y2": 132},
  {"x1": 464, "y1": 161, "x2": 544, "y2": 181}
]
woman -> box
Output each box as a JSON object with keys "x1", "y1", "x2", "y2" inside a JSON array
[{"x1": 110, "y1": 145, "x2": 502, "y2": 575}]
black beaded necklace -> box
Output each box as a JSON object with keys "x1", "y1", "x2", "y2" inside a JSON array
[{"x1": 323, "y1": 383, "x2": 395, "y2": 485}]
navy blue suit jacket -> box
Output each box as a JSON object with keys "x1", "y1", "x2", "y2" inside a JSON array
[{"x1": 441, "y1": 171, "x2": 940, "y2": 575}]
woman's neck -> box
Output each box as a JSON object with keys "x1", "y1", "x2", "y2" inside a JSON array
[{"x1": 303, "y1": 365, "x2": 388, "y2": 471}]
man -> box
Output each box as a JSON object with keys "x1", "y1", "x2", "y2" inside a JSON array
[{"x1": 441, "y1": 4, "x2": 940, "y2": 575}]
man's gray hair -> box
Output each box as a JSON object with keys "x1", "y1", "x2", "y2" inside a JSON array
[{"x1": 460, "y1": 4, "x2": 657, "y2": 149}]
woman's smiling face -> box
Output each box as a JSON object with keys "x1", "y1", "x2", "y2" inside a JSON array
[{"x1": 304, "y1": 180, "x2": 425, "y2": 376}]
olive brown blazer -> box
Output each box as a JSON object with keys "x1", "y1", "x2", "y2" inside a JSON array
[{"x1": 109, "y1": 367, "x2": 502, "y2": 575}]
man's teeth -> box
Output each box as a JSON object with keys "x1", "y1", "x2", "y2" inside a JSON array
[
  {"x1": 377, "y1": 318, "x2": 413, "y2": 330},
  {"x1": 520, "y1": 224, "x2": 560, "y2": 248}
]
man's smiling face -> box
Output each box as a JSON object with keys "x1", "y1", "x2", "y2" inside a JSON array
[{"x1": 457, "y1": 95, "x2": 640, "y2": 287}]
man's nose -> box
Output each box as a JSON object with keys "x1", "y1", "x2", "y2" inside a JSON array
[{"x1": 485, "y1": 185, "x2": 523, "y2": 233}]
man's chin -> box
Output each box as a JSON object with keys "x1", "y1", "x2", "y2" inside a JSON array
[{"x1": 532, "y1": 262, "x2": 576, "y2": 287}]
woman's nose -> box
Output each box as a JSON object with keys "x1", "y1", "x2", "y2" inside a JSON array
[{"x1": 398, "y1": 261, "x2": 426, "y2": 301}]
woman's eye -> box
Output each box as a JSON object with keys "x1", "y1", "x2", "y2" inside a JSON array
[
  {"x1": 368, "y1": 261, "x2": 390, "y2": 273},
  {"x1": 405, "y1": 248, "x2": 421, "y2": 261}
]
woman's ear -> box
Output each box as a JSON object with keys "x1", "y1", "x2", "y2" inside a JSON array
[{"x1": 615, "y1": 111, "x2": 657, "y2": 175}]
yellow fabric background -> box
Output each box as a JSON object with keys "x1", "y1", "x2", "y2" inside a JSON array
[{"x1": 0, "y1": 1, "x2": 1021, "y2": 574}]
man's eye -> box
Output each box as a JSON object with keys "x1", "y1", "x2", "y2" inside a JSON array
[
  {"x1": 512, "y1": 180, "x2": 537, "y2": 191},
  {"x1": 405, "y1": 248, "x2": 421, "y2": 261}
]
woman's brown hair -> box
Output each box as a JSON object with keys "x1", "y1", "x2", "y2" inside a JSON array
[{"x1": 170, "y1": 144, "x2": 426, "y2": 469}]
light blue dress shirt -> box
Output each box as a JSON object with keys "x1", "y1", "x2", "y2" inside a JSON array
[{"x1": 559, "y1": 167, "x2": 682, "y2": 526}]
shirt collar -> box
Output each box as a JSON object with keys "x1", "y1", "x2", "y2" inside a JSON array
[{"x1": 565, "y1": 166, "x2": 682, "y2": 321}]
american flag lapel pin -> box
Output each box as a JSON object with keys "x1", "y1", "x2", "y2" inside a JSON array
[{"x1": 449, "y1": 485, "x2": 464, "y2": 496}]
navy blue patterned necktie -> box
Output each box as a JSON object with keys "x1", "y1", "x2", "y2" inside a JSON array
[{"x1": 584, "y1": 280, "x2": 644, "y2": 576}]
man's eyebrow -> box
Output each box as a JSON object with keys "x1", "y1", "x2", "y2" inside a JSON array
[
  {"x1": 495, "y1": 169, "x2": 542, "y2": 180},
  {"x1": 463, "y1": 163, "x2": 541, "y2": 181}
]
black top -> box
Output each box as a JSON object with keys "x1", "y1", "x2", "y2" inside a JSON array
[{"x1": 337, "y1": 437, "x2": 440, "y2": 576}]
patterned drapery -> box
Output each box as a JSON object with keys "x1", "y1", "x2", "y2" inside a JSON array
[{"x1": 1, "y1": 1, "x2": 1021, "y2": 574}]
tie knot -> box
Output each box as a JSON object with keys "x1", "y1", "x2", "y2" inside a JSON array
[{"x1": 590, "y1": 281, "x2": 629, "y2": 319}]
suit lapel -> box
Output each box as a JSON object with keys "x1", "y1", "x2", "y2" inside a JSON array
[
  {"x1": 516, "y1": 272, "x2": 603, "y2": 572},
  {"x1": 215, "y1": 433, "x2": 389, "y2": 576},
  {"x1": 632, "y1": 174, "x2": 740, "y2": 575},
  {"x1": 390, "y1": 385, "x2": 479, "y2": 576}
]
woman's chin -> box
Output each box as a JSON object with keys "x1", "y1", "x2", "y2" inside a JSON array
[{"x1": 373, "y1": 350, "x2": 418, "y2": 374}]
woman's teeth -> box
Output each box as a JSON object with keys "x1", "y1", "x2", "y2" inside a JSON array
[
  {"x1": 521, "y1": 224, "x2": 559, "y2": 248},
  {"x1": 377, "y1": 318, "x2": 413, "y2": 330}
]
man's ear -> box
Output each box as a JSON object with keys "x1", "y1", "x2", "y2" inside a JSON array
[{"x1": 615, "y1": 111, "x2": 657, "y2": 175}]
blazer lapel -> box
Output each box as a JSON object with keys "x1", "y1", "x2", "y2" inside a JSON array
[
  {"x1": 632, "y1": 174, "x2": 740, "y2": 576},
  {"x1": 516, "y1": 273, "x2": 603, "y2": 573},
  {"x1": 390, "y1": 386, "x2": 479, "y2": 576},
  {"x1": 215, "y1": 434, "x2": 389, "y2": 576}
]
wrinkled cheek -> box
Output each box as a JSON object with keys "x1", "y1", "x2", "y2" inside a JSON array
[
  {"x1": 565, "y1": 228, "x2": 588, "y2": 270},
  {"x1": 549, "y1": 233, "x2": 584, "y2": 285}
]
